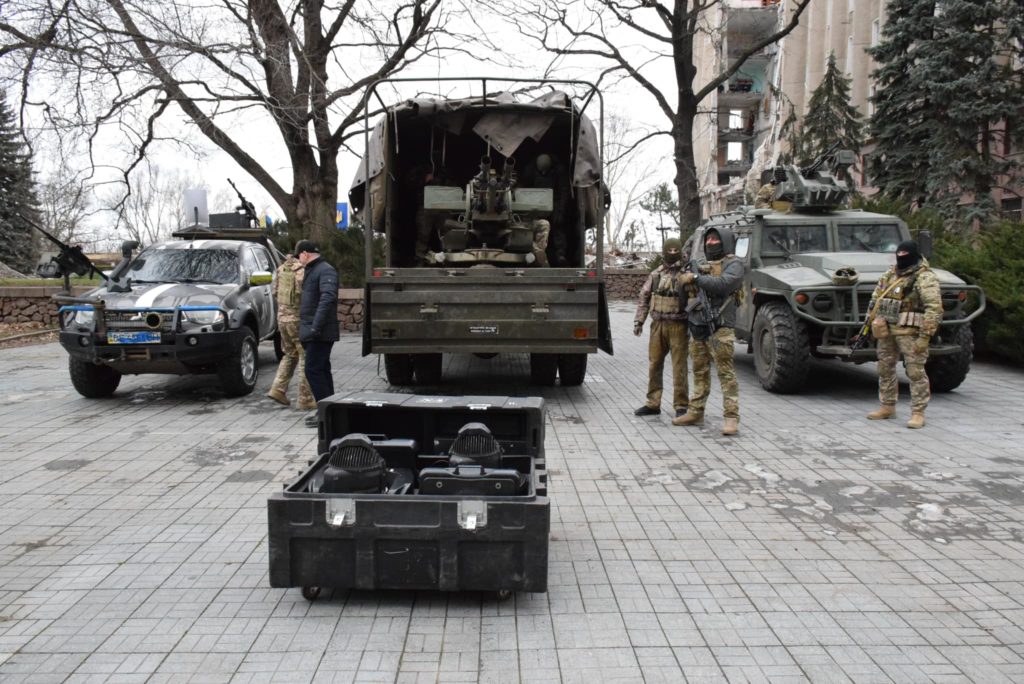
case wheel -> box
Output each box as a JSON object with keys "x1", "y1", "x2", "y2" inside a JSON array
[{"x1": 301, "y1": 586, "x2": 321, "y2": 601}]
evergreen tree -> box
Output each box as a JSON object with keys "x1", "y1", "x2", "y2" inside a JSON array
[
  {"x1": 639, "y1": 183, "x2": 681, "y2": 246},
  {"x1": 778, "y1": 105, "x2": 809, "y2": 168},
  {"x1": 801, "y1": 51, "x2": 863, "y2": 165},
  {"x1": 867, "y1": 0, "x2": 940, "y2": 207},
  {"x1": 0, "y1": 89, "x2": 41, "y2": 274},
  {"x1": 868, "y1": 0, "x2": 1024, "y2": 221}
]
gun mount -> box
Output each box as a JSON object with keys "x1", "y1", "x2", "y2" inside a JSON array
[
  {"x1": 29, "y1": 218, "x2": 109, "y2": 292},
  {"x1": 771, "y1": 144, "x2": 857, "y2": 213}
]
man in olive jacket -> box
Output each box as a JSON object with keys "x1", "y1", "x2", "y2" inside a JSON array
[{"x1": 295, "y1": 240, "x2": 339, "y2": 425}]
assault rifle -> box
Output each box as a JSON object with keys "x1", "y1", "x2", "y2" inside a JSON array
[
  {"x1": 28, "y1": 218, "x2": 108, "y2": 292},
  {"x1": 683, "y1": 260, "x2": 724, "y2": 336},
  {"x1": 850, "y1": 315, "x2": 873, "y2": 351}
]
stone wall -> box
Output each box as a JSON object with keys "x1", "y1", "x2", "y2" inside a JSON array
[
  {"x1": 0, "y1": 287, "x2": 92, "y2": 327},
  {"x1": 604, "y1": 268, "x2": 649, "y2": 301},
  {"x1": 0, "y1": 277, "x2": 635, "y2": 331}
]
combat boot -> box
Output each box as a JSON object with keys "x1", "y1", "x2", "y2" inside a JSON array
[
  {"x1": 296, "y1": 398, "x2": 317, "y2": 411},
  {"x1": 907, "y1": 411, "x2": 926, "y2": 429},
  {"x1": 267, "y1": 388, "x2": 290, "y2": 406},
  {"x1": 866, "y1": 405, "x2": 895, "y2": 420},
  {"x1": 672, "y1": 411, "x2": 704, "y2": 427},
  {"x1": 721, "y1": 417, "x2": 739, "y2": 436}
]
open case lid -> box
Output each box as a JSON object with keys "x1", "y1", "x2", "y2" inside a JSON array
[{"x1": 318, "y1": 392, "x2": 545, "y2": 458}]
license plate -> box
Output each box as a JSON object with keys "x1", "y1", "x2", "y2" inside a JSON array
[{"x1": 107, "y1": 331, "x2": 161, "y2": 344}]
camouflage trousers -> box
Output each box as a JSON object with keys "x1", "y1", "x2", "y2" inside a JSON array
[
  {"x1": 877, "y1": 334, "x2": 930, "y2": 412},
  {"x1": 645, "y1": 319, "x2": 689, "y2": 412},
  {"x1": 270, "y1": 320, "x2": 314, "y2": 407},
  {"x1": 689, "y1": 327, "x2": 739, "y2": 418}
]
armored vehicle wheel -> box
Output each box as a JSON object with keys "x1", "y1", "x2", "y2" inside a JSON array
[
  {"x1": 301, "y1": 586, "x2": 321, "y2": 601},
  {"x1": 752, "y1": 302, "x2": 810, "y2": 394},
  {"x1": 413, "y1": 353, "x2": 443, "y2": 385},
  {"x1": 529, "y1": 353, "x2": 558, "y2": 386},
  {"x1": 69, "y1": 358, "x2": 122, "y2": 398},
  {"x1": 272, "y1": 330, "x2": 284, "y2": 361},
  {"x1": 557, "y1": 353, "x2": 587, "y2": 386},
  {"x1": 218, "y1": 328, "x2": 259, "y2": 397},
  {"x1": 927, "y1": 325, "x2": 973, "y2": 393},
  {"x1": 384, "y1": 353, "x2": 415, "y2": 385}
]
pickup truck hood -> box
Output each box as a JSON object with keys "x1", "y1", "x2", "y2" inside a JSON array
[
  {"x1": 85, "y1": 282, "x2": 239, "y2": 310},
  {"x1": 762, "y1": 253, "x2": 967, "y2": 287}
]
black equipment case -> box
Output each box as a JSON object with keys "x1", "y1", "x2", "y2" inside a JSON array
[{"x1": 267, "y1": 392, "x2": 548, "y2": 597}]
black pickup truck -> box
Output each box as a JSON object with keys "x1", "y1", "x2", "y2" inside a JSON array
[{"x1": 57, "y1": 227, "x2": 282, "y2": 398}]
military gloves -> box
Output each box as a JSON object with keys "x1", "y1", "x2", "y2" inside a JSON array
[
  {"x1": 913, "y1": 334, "x2": 931, "y2": 354},
  {"x1": 633, "y1": 322, "x2": 643, "y2": 336},
  {"x1": 678, "y1": 272, "x2": 696, "y2": 285}
]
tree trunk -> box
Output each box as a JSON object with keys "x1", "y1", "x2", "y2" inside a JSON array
[
  {"x1": 673, "y1": 117, "x2": 701, "y2": 238},
  {"x1": 287, "y1": 158, "x2": 339, "y2": 243}
]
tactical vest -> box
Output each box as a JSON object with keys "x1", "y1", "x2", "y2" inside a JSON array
[
  {"x1": 651, "y1": 268, "x2": 682, "y2": 314},
  {"x1": 278, "y1": 265, "x2": 301, "y2": 308},
  {"x1": 875, "y1": 269, "x2": 926, "y2": 328},
  {"x1": 703, "y1": 257, "x2": 745, "y2": 305}
]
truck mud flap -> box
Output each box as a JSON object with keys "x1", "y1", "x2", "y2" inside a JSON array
[
  {"x1": 598, "y1": 282, "x2": 614, "y2": 355},
  {"x1": 361, "y1": 284, "x2": 371, "y2": 357}
]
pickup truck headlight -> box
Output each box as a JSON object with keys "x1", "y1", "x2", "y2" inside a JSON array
[
  {"x1": 73, "y1": 310, "x2": 95, "y2": 328},
  {"x1": 182, "y1": 310, "x2": 225, "y2": 326}
]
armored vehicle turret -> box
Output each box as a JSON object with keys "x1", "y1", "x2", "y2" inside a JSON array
[{"x1": 693, "y1": 148, "x2": 985, "y2": 394}]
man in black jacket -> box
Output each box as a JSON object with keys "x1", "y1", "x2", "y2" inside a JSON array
[{"x1": 295, "y1": 240, "x2": 339, "y2": 425}]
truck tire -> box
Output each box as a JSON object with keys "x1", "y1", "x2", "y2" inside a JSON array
[
  {"x1": 752, "y1": 302, "x2": 810, "y2": 394},
  {"x1": 557, "y1": 354, "x2": 587, "y2": 386},
  {"x1": 414, "y1": 353, "x2": 443, "y2": 385},
  {"x1": 529, "y1": 353, "x2": 558, "y2": 386},
  {"x1": 384, "y1": 353, "x2": 414, "y2": 385},
  {"x1": 218, "y1": 328, "x2": 259, "y2": 397},
  {"x1": 926, "y1": 325, "x2": 973, "y2": 393},
  {"x1": 69, "y1": 358, "x2": 121, "y2": 398}
]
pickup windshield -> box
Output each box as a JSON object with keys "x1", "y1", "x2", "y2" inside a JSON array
[
  {"x1": 837, "y1": 224, "x2": 902, "y2": 253},
  {"x1": 126, "y1": 249, "x2": 240, "y2": 285}
]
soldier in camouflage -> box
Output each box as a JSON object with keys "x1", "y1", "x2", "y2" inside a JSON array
[
  {"x1": 266, "y1": 253, "x2": 315, "y2": 410},
  {"x1": 865, "y1": 240, "x2": 943, "y2": 429},
  {"x1": 633, "y1": 238, "x2": 690, "y2": 417},
  {"x1": 673, "y1": 227, "x2": 746, "y2": 436}
]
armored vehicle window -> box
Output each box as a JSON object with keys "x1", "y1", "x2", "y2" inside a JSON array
[
  {"x1": 763, "y1": 225, "x2": 828, "y2": 255},
  {"x1": 127, "y1": 248, "x2": 241, "y2": 285},
  {"x1": 252, "y1": 246, "x2": 273, "y2": 271},
  {"x1": 837, "y1": 224, "x2": 902, "y2": 253},
  {"x1": 735, "y1": 236, "x2": 750, "y2": 259}
]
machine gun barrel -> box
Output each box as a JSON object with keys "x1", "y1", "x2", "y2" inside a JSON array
[
  {"x1": 801, "y1": 141, "x2": 841, "y2": 177},
  {"x1": 227, "y1": 178, "x2": 259, "y2": 227},
  {"x1": 26, "y1": 217, "x2": 108, "y2": 285}
]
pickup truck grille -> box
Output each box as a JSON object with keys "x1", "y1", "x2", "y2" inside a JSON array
[{"x1": 104, "y1": 311, "x2": 175, "y2": 332}]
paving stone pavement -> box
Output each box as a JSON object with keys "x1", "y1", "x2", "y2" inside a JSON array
[{"x1": 2, "y1": 301, "x2": 1024, "y2": 683}]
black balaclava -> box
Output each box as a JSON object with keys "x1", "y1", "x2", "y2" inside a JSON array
[
  {"x1": 704, "y1": 229, "x2": 725, "y2": 261},
  {"x1": 895, "y1": 240, "x2": 921, "y2": 271}
]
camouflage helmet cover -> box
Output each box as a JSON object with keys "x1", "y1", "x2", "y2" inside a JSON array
[
  {"x1": 663, "y1": 237, "x2": 682, "y2": 255},
  {"x1": 832, "y1": 266, "x2": 859, "y2": 286}
]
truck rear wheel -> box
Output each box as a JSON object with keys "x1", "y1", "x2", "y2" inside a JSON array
[
  {"x1": 752, "y1": 302, "x2": 810, "y2": 394},
  {"x1": 69, "y1": 358, "x2": 121, "y2": 398},
  {"x1": 529, "y1": 353, "x2": 558, "y2": 386},
  {"x1": 384, "y1": 353, "x2": 414, "y2": 385},
  {"x1": 218, "y1": 328, "x2": 259, "y2": 397},
  {"x1": 413, "y1": 353, "x2": 443, "y2": 385},
  {"x1": 927, "y1": 325, "x2": 973, "y2": 393},
  {"x1": 557, "y1": 354, "x2": 587, "y2": 386}
]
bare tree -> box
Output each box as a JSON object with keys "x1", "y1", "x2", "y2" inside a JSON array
[
  {"x1": 103, "y1": 163, "x2": 196, "y2": 247},
  {"x1": 1, "y1": 1, "x2": 468, "y2": 243},
  {"x1": 511, "y1": 0, "x2": 812, "y2": 230},
  {"x1": 37, "y1": 169, "x2": 92, "y2": 244},
  {"x1": 603, "y1": 110, "x2": 658, "y2": 251}
]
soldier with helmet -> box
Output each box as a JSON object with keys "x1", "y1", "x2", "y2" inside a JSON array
[
  {"x1": 633, "y1": 238, "x2": 690, "y2": 418},
  {"x1": 674, "y1": 227, "x2": 745, "y2": 435},
  {"x1": 865, "y1": 240, "x2": 943, "y2": 429}
]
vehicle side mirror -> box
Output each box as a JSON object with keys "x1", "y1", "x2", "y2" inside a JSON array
[
  {"x1": 918, "y1": 230, "x2": 933, "y2": 259},
  {"x1": 249, "y1": 270, "x2": 273, "y2": 286}
]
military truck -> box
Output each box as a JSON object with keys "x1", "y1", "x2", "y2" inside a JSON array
[
  {"x1": 692, "y1": 150, "x2": 985, "y2": 394},
  {"x1": 54, "y1": 192, "x2": 284, "y2": 398},
  {"x1": 349, "y1": 79, "x2": 613, "y2": 387}
]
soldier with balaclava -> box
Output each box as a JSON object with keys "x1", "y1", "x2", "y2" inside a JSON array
[
  {"x1": 520, "y1": 153, "x2": 570, "y2": 266},
  {"x1": 633, "y1": 238, "x2": 690, "y2": 418},
  {"x1": 674, "y1": 227, "x2": 745, "y2": 436},
  {"x1": 864, "y1": 240, "x2": 942, "y2": 429}
]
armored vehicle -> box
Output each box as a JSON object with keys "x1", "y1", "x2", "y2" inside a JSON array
[
  {"x1": 55, "y1": 194, "x2": 283, "y2": 398},
  {"x1": 350, "y1": 79, "x2": 613, "y2": 387},
  {"x1": 692, "y1": 150, "x2": 985, "y2": 394}
]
